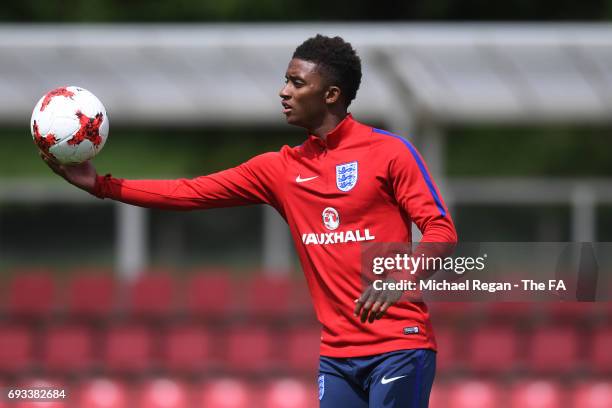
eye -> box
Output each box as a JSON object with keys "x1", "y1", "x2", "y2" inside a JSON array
[{"x1": 284, "y1": 77, "x2": 305, "y2": 88}]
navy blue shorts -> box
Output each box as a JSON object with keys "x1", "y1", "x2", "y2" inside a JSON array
[{"x1": 318, "y1": 349, "x2": 436, "y2": 408}]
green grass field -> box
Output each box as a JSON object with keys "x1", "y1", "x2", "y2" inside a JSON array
[
  {"x1": 3, "y1": 125, "x2": 611, "y2": 179},
  {"x1": 0, "y1": 127, "x2": 305, "y2": 179}
]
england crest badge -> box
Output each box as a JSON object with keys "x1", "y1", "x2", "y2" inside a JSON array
[{"x1": 336, "y1": 161, "x2": 358, "y2": 192}]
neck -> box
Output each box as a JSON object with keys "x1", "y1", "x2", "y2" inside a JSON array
[{"x1": 309, "y1": 110, "x2": 348, "y2": 140}]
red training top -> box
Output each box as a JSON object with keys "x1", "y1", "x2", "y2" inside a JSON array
[{"x1": 93, "y1": 114, "x2": 457, "y2": 357}]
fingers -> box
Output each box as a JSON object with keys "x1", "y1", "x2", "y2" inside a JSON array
[
  {"x1": 39, "y1": 152, "x2": 66, "y2": 178},
  {"x1": 353, "y1": 286, "x2": 371, "y2": 317},
  {"x1": 370, "y1": 292, "x2": 398, "y2": 322},
  {"x1": 354, "y1": 286, "x2": 384, "y2": 324},
  {"x1": 40, "y1": 152, "x2": 58, "y2": 168},
  {"x1": 40, "y1": 152, "x2": 59, "y2": 171},
  {"x1": 376, "y1": 300, "x2": 393, "y2": 320},
  {"x1": 368, "y1": 299, "x2": 383, "y2": 323},
  {"x1": 354, "y1": 285, "x2": 401, "y2": 324},
  {"x1": 361, "y1": 293, "x2": 378, "y2": 323}
]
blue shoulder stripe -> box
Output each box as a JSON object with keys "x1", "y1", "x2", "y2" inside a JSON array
[{"x1": 372, "y1": 128, "x2": 447, "y2": 217}]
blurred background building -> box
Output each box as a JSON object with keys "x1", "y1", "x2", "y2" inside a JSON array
[{"x1": 0, "y1": 1, "x2": 611, "y2": 407}]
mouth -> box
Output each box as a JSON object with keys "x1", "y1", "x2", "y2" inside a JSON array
[{"x1": 281, "y1": 101, "x2": 293, "y2": 114}]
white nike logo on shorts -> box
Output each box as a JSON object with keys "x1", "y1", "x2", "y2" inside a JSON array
[
  {"x1": 296, "y1": 175, "x2": 318, "y2": 183},
  {"x1": 381, "y1": 375, "x2": 407, "y2": 385}
]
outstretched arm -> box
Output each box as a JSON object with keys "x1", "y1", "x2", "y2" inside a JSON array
[{"x1": 41, "y1": 152, "x2": 284, "y2": 212}]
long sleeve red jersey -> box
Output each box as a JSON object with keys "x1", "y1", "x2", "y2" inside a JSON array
[{"x1": 93, "y1": 114, "x2": 457, "y2": 357}]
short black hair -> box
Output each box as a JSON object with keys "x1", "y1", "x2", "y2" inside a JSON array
[{"x1": 293, "y1": 34, "x2": 362, "y2": 107}]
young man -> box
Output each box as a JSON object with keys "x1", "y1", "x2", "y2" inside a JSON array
[{"x1": 43, "y1": 35, "x2": 457, "y2": 407}]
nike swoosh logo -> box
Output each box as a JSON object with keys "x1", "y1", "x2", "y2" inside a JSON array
[
  {"x1": 296, "y1": 175, "x2": 318, "y2": 183},
  {"x1": 381, "y1": 375, "x2": 407, "y2": 385}
]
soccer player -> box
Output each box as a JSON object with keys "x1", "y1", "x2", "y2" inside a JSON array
[{"x1": 42, "y1": 35, "x2": 457, "y2": 407}]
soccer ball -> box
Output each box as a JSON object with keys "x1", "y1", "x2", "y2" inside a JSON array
[{"x1": 30, "y1": 86, "x2": 109, "y2": 165}]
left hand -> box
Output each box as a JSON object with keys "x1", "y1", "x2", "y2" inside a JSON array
[
  {"x1": 353, "y1": 279, "x2": 403, "y2": 324},
  {"x1": 40, "y1": 152, "x2": 98, "y2": 193}
]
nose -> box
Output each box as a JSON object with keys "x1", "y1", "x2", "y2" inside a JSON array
[{"x1": 279, "y1": 83, "x2": 290, "y2": 99}]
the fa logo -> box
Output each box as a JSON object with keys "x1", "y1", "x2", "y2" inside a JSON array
[
  {"x1": 322, "y1": 207, "x2": 340, "y2": 230},
  {"x1": 336, "y1": 161, "x2": 358, "y2": 192}
]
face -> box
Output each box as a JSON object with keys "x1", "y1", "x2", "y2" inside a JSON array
[{"x1": 279, "y1": 58, "x2": 331, "y2": 129}]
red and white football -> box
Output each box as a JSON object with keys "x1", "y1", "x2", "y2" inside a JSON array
[{"x1": 30, "y1": 86, "x2": 109, "y2": 165}]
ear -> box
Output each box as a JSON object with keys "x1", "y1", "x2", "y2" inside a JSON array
[{"x1": 324, "y1": 86, "x2": 342, "y2": 105}]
